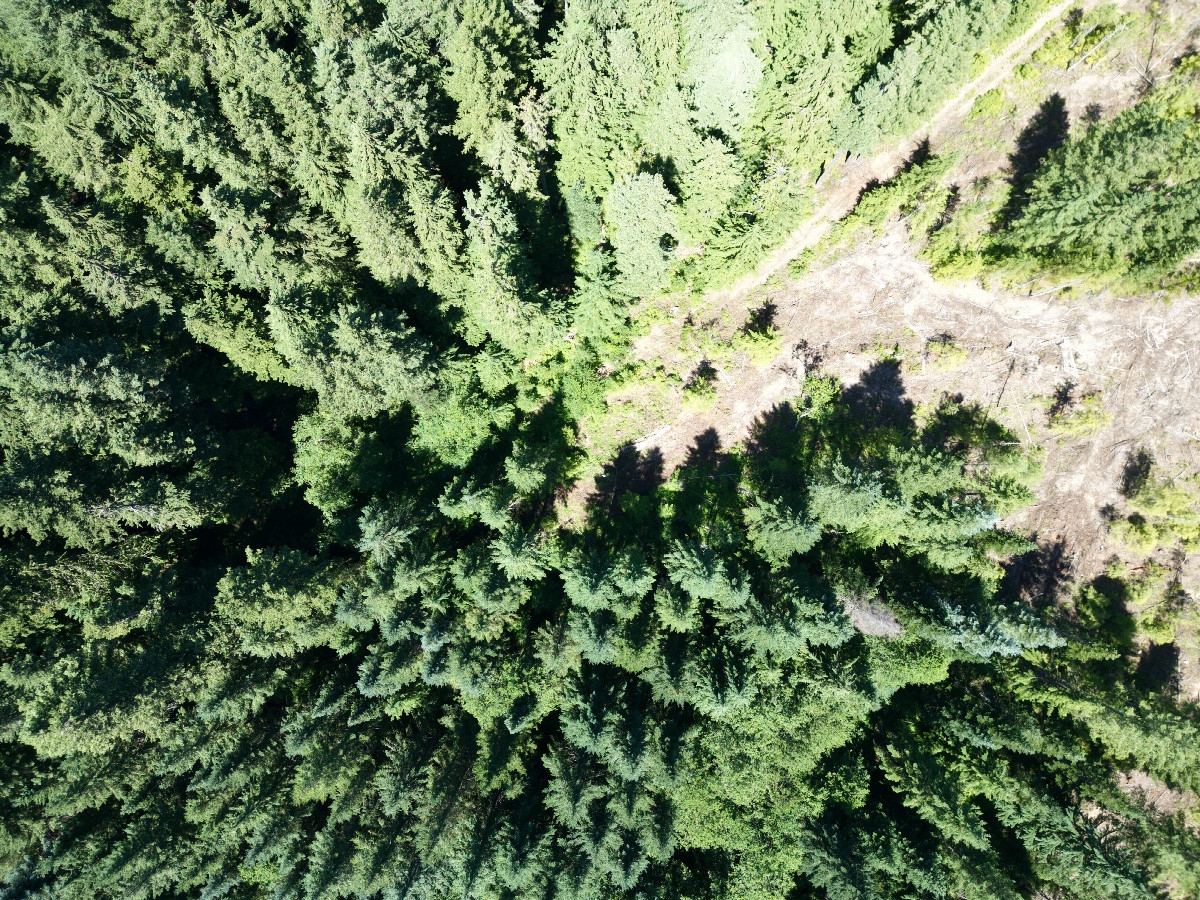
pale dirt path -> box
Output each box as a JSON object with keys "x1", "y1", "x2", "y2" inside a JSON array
[
  {"x1": 799, "y1": 236, "x2": 1200, "y2": 701},
  {"x1": 635, "y1": 228, "x2": 1200, "y2": 702},
  {"x1": 701, "y1": 0, "x2": 1087, "y2": 310},
  {"x1": 580, "y1": 0, "x2": 1200, "y2": 745},
  {"x1": 566, "y1": 0, "x2": 1097, "y2": 513},
  {"x1": 599, "y1": 249, "x2": 1200, "y2": 712},
  {"x1": 623, "y1": 0, "x2": 1107, "y2": 474},
  {"x1": 645, "y1": 226, "x2": 1200, "y2": 498}
]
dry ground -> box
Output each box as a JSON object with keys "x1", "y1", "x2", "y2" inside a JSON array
[
  {"x1": 569, "y1": 0, "x2": 1200, "y2": 711},
  {"x1": 629, "y1": 225, "x2": 1200, "y2": 703},
  {"x1": 631, "y1": 222, "x2": 1200, "y2": 610},
  {"x1": 630, "y1": 0, "x2": 1187, "y2": 476}
]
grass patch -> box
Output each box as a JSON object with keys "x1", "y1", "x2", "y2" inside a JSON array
[
  {"x1": 967, "y1": 88, "x2": 1012, "y2": 124},
  {"x1": 732, "y1": 301, "x2": 784, "y2": 367},
  {"x1": 1110, "y1": 459, "x2": 1200, "y2": 555},
  {"x1": 788, "y1": 153, "x2": 958, "y2": 279},
  {"x1": 682, "y1": 359, "x2": 719, "y2": 412},
  {"x1": 1030, "y1": 4, "x2": 1127, "y2": 71},
  {"x1": 1046, "y1": 390, "x2": 1111, "y2": 437},
  {"x1": 925, "y1": 336, "x2": 970, "y2": 371}
]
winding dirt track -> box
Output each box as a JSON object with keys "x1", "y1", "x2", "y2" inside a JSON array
[
  {"x1": 623, "y1": 0, "x2": 1103, "y2": 475},
  {"x1": 607, "y1": 0, "x2": 1200, "y2": 705},
  {"x1": 702, "y1": 0, "x2": 1087, "y2": 310}
]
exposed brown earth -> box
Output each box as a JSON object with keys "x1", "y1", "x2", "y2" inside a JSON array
[{"x1": 575, "y1": 0, "x2": 1200, "y2": 704}]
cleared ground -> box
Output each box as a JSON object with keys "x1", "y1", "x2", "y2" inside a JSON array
[{"x1": 571, "y1": 0, "x2": 1200, "y2": 714}]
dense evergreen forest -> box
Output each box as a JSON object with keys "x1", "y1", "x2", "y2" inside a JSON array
[{"x1": 2, "y1": 1, "x2": 1199, "y2": 898}]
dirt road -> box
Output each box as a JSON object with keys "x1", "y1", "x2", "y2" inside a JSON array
[{"x1": 701, "y1": 0, "x2": 1089, "y2": 310}]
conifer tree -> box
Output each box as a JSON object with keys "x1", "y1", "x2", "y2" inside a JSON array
[{"x1": 1, "y1": 3, "x2": 1197, "y2": 899}]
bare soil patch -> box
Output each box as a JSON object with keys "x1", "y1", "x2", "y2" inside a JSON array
[
  {"x1": 634, "y1": 223, "x2": 1200, "y2": 702},
  {"x1": 572, "y1": 0, "x2": 1200, "y2": 703}
]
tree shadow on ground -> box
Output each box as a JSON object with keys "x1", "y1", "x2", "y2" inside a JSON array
[
  {"x1": 741, "y1": 400, "x2": 805, "y2": 494},
  {"x1": 590, "y1": 444, "x2": 665, "y2": 507},
  {"x1": 1075, "y1": 568, "x2": 1139, "y2": 657},
  {"x1": 998, "y1": 94, "x2": 1069, "y2": 227},
  {"x1": 1002, "y1": 534, "x2": 1073, "y2": 612},
  {"x1": 742, "y1": 301, "x2": 778, "y2": 336},
  {"x1": 672, "y1": 428, "x2": 744, "y2": 537},
  {"x1": 684, "y1": 359, "x2": 719, "y2": 393},
  {"x1": 585, "y1": 443, "x2": 665, "y2": 539},
  {"x1": 849, "y1": 138, "x2": 933, "y2": 208},
  {"x1": 841, "y1": 360, "x2": 914, "y2": 432},
  {"x1": 1120, "y1": 447, "x2": 1154, "y2": 498},
  {"x1": 1047, "y1": 380, "x2": 1076, "y2": 419},
  {"x1": 580, "y1": 363, "x2": 1033, "y2": 567},
  {"x1": 1135, "y1": 642, "x2": 1180, "y2": 695},
  {"x1": 682, "y1": 427, "x2": 724, "y2": 470}
]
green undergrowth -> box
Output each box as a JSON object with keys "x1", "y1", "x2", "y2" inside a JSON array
[
  {"x1": 788, "y1": 154, "x2": 959, "y2": 279},
  {"x1": 1111, "y1": 461, "x2": 1200, "y2": 556},
  {"x1": 1030, "y1": 3, "x2": 1130, "y2": 71},
  {"x1": 800, "y1": 14, "x2": 1200, "y2": 295},
  {"x1": 1046, "y1": 391, "x2": 1112, "y2": 438}
]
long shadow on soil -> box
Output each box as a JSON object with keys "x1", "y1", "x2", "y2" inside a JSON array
[
  {"x1": 1002, "y1": 534, "x2": 1073, "y2": 613},
  {"x1": 584, "y1": 443, "x2": 667, "y2": 541},
  {"x1": 848, "y1": 138, "x2": 933, "y2": 208},
  {"x1": 998, "y1": 93, "x2": 1069, "y2": 227},
  {"x1": 841, "y1": 360, "x2": 915, "y2": 432}
]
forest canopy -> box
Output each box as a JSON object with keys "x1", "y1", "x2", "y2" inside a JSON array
[{"x1": 1, "y1": 1, "x2": 1199, "y2": 899}]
